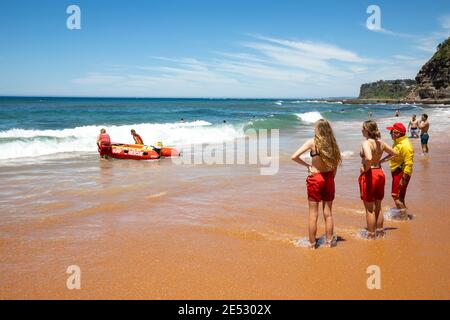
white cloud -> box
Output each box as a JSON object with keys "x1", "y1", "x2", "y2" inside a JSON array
[
  {"x1": 251, "y1": 35, "x2": 370, "y2": 63},
  {"x1": 439, "y1": 15, "x2": 450, "y2": 30},
  {"x1": 394, "y1": 55, "x2": 417, "y2": 61},
  {"x1": 368, "y1": 26, "x2": 414, "y2": 38},
  {"x1": 70, "y1": 34, "x2": 426, "y2": 98},
  {"x1": 414, "y1": 31, "x2": 449, "y2": 53},
  {"x1": 411, "y1": 14, "x2": 450, "y2": 53},
  {"x1": 72, "y1": 73, "x2": 125, "y2": 85},
  {"x1": 348, "y1": 65, "x2": 368, "y2": 73}
]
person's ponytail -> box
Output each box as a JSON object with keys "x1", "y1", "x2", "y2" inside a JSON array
[{"x1": 363, "y1": 120, "x2": 380, "y2": 140}]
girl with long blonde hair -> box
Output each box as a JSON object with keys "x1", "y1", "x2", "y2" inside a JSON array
[{"x1": 291, "y1": 119, "x2": 342, "y2": 249}]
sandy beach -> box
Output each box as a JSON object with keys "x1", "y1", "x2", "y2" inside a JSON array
[{"x1": 1, "y1": 118, "x2": 449, "y2": 300}]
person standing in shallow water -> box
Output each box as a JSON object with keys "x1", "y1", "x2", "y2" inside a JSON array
[
  {"x1": 291, "y1": 119, "x2": 342, "y2": 249},
  {"x1": 408, "y1": 115, "x2": 420, "y2": 138},
  {"x1": 97, "y1": 128, "x2": 111, "y2": 159},
  {"x1": 419, "y1": 114, "x2": 430, "y2": 154},
  {"x1": 382, "y1": 123, "x2": 414, "y2": 220},
  {"x1": 359, "y1": 121, "x2": 398, "y2": 239}
]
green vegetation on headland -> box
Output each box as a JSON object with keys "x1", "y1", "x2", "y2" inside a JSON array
[
  {"x1": 328, "y1": 37, "x2": 450, "y2": 105},
  {"x1": 433, "y1": 37, "x2": 450, "y2": 62},
  {"x1": 359, "y1": 80, "x2": 416, "y2": 99}
]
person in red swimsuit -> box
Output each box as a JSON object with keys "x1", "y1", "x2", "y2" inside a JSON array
[
  {"x1": 131, "y1": 129, "x2": 144, "y2": 145},
  {"x1": 97, "y1": 128, "x2": 111, "y2": 159},
  {"x1": 359, "y1": 120, "x2": 398, "y2": 239},
  {"x1": 291, "y1": 119, "x2": 342, "y2": 249}
]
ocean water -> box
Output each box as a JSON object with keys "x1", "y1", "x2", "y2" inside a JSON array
[{"x1": 0, "y1": 97, "x2": 448, "y2": 161}]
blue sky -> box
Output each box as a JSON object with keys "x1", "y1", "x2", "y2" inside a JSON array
[{"x1": 1, "y1": 0, "x2": 449, "y2": 98}]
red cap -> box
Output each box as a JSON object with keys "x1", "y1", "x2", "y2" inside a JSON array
[{"x1": 386, "y1": 122, "x2": 406, "y2": 134}]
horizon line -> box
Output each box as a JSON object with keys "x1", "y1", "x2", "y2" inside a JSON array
[{"x1": 0, "y1": 95, "x2": 356, "y2": 100}]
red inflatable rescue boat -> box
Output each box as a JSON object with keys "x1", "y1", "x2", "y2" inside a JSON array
[{"x1": 103, "y1": 143, "x2": 180, "y2": 160}]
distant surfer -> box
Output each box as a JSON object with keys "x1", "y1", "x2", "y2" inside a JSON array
[
  {"x1": 368, "y1": 111, "x2": 373, "y2": 118},
  {"x1": 408, "y1": 115, "x2": 420, "y2": 138},
  {"x1": 180, "y1": 118, "x2": 186, "y2": 123},
  {"x1": 97, "y1": 128, "x2": 111, "y2": 159},
  {"x1": 395, "y1": 109, "x2": 400, "y2": 117},
  {"x1": 291, "y1": 119, "x2": 342, "y2": 249},
  {"x1": 131, "y1": 129, "x2": 144, "y2": 145},
  {"x1": 382, "y1": 123, "x2": 414, "y2": 219},
  {"x1": 359, "y1": 120, "x2": 398, "y2": 238},
  {"x1": 419, "y1": 114, "x2": 430, "y2": 154}
]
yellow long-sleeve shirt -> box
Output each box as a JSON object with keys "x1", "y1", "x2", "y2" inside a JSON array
[{"x1": 389, "y1": 135, "x2": 414, "y2": 175}]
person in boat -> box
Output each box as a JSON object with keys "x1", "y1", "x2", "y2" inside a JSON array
[
  {"x1": 131, "y1": 129, "x2": 144, "y2": 145},
  {"x1": 359, "y1": 120, "x2": 398, "y2": 239},
  {"x1": 382, "y1": 122, "x2": 414, "y2": 220},
  {"x1": 291, "y1": 119, "x2": 342, "y2": 249},
  {"x1": 97, "y1": 128, "x2": 111, "y2": 159}
]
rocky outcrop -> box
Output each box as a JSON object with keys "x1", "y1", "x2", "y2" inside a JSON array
[
  {"x1": 409, "y1": 37, "x2": 450, "y2": 100},
  {"x1": 359, "y1": 79, "x2": 416, "y2": 99},
  {"x1": 357, "y1": 37, "x2": 450, "y2": 102}
]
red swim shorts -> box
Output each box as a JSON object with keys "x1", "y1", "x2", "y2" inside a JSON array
[
  {"x1": 306, "y1": 171, "x2": 335, "y2": 202},
  {"x1": 391, "y1": 168, "x2": 411, "y2": 200},
  {"x1": 358, "y1": 168, "x2": 385, "y2": 202},
  {"x1": 99, "y1": 144, "x2": 111, "y2": 156}
]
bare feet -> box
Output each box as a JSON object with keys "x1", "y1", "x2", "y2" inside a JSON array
[
  {"x1": 399, "y1": 209, "x2": 409, "y2": 220},
  {"x1": 324, "y1": 239, "x2": 333, "y2": 248}
]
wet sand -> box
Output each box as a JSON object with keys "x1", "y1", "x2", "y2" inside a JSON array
[{"x1": 0, "y1": 133, "x2": 449, "y2": 299}]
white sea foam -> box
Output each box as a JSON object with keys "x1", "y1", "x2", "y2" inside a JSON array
[
  {"x1": 295, "y1": 111, "x2": 323, "y2": 124},
  {"x1": 384, "y1": 207, "x2": 413, "y2": 221},
  {"x1": 294, "y1": 235, "x2": 338, "y2": 248},
  {"x1": 304, "y1": 100, "x2": 343, "y2": 105},
  {"x1": 0, "y1": 121, "x2": 244, "y2": 160},
  {"x1": 341, "y1": 150, "x2": 355, "y2": 159}
]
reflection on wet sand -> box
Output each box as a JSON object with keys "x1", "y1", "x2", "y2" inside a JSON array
[{"x1": 0, "y1": 133, "x2": 449, "y2": 299}]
